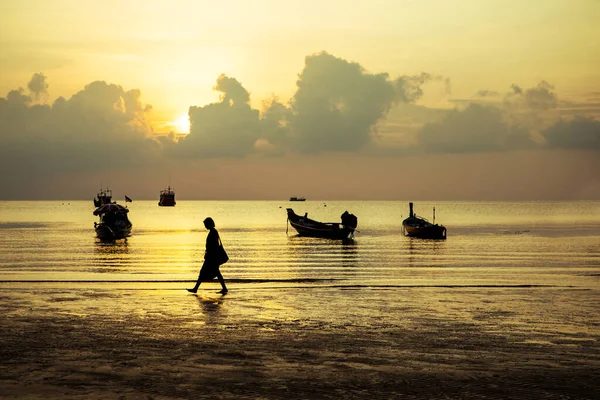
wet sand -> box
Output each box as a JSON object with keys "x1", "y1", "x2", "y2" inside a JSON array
[{"x1": 1, "y1": 283, "x2": 599, "y2": 399}]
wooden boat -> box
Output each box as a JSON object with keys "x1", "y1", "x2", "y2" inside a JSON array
[
  {"x1": 93, "y1": 203, "x2": 132, "y2": 241},
  {"x1": 289, "y1": 196, "x2": 306, "y2": 201},
  {"x1": 402, "y1": 202, "x2": 447, "y2": 239},
  {"x1": 159, "y1": 185, "x2": 176, "y2": 206},
  {"x1": 286, "y1": 208, "x2": 358, "y2": 240},
  {"x1": 93, "y1": 187, "x2": 114, "y2": 207}
]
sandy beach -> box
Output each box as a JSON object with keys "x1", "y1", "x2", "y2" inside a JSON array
[{"x1": 1, "y1": 282, "x2": 599, "y2": 399}]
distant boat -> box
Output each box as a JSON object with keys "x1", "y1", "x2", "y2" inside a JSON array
[
  {"x1": 159, "y1": 185, "x2": 176, "y2": 206},
  {"x1": 286, "y1": 208, "x2": 358, "y2": 240},
  {"x1": 289, "y1": 196, "x2": 306, "y2": 201},
  {"x1": 93, "y1": 203, "x2": 132, "y2": 241},
  {"x1": 402, "y1": 202, "x2": 447, "y2": 239},
  {"x1": 93, "y1": 187, "x2": 114, "y2": 207}
]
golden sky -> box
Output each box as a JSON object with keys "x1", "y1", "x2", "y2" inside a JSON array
[{"x1": 1, "y1": 0, "x2": 599, "y2": 199}]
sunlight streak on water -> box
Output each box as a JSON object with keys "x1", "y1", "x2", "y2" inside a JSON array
[{"x1": 0, "y1": 201, "x2": 599, "y2": 289}]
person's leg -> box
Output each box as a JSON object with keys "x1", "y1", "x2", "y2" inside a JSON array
[
  {"x1": 187, "y1": 264, "x2": 206, "y2": 293},
  {"x1": 216, "y1": 271, "x2": 228, "y2": 293},
  {"x1": 187, "y1": 276, "x2": 201, "y2": 293}
]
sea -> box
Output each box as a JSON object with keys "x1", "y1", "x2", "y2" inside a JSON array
[{"x1": 1, "y1": 200, "x2": 599, "y2": 290}]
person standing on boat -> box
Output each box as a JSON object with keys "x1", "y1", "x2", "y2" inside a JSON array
[{"x1": 187, "y1": 217, "x2": 229, "y2": 294}]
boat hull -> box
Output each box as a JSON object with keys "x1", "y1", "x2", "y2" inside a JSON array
[
  {"x1": 288, "y1": 219, "x2": 354, "y2": 239},
  {"x1": 402, "y1": 219, "x2": 447, "y2": 239},
  {"x1": 159, "y1": 186, "x2": 176, "y2": 206},
  {"x1": 158, "y1": 195, "x2": 176, "y2": 206},
  {"x1": 95, "y1": 223, "x2": 132, "y2": 241},
  {"x1": 287, "y1": 208, "x2": 356, "y2": 240}
]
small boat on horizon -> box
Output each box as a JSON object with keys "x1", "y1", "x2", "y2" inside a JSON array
[
  {"x1": 93, "y1": 187, "x2": 114, "y2": 207},
  {"x1": 93, "y1": 203, "x2": 132, "y2": 241},
  {"x1": 289, "y1": 196, "x2": 306, "y2": 201},
  {"x1": 286, "y1": 208, "x2": 358, "y2": 240},
  {"x1": 402, "y1": 202, "x2": 447, "y2": 239},
  {"x1": 159, "y1": 185, "x2": 176, "y2": 206}
]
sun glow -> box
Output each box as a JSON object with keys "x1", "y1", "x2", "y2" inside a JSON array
[{"x1": 174, "y1": 113, "x2": 190, "y2": 134}]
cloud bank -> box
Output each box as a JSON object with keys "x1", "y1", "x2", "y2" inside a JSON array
[
  {"x1": 0, "y1": 76, "x2": 159, "y2": 179},
  {"x1": 1, "y1": 54, "x2": 599, "y2": 191}
]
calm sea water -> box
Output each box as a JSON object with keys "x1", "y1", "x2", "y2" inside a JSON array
[{"x1": 0, "y1": 200, "x2": 599, "y2": 289}]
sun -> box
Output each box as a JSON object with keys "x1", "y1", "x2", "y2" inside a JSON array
[{"x1": 174, "y1": 113, "x2": 190, "y2": 134}]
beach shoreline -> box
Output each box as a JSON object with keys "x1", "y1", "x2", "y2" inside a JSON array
[{"x1": 1, "y1": 284, "x2": 599, "y2": 399}]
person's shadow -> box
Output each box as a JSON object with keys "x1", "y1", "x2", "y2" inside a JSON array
[{"x1": 195, "y1": 294, "x2": 225, "y2": 316}]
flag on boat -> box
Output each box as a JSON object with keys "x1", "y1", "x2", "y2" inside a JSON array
[{"x1": 125, "y1": 195, "x2": 132, "y2": 203}]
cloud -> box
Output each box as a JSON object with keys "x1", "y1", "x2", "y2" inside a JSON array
[
  {"x1": 510, "y1": 84, "x2": 523, "y2": 95},
  {"x1": 475, "y1": 89, "x2": 500, "y2": 98},
  {"x1": 171, "y1": 52, "x2": 435, "y2": 157},
  {"x1": 4, "y1": 56, "x2": 580, "y2": 186},
  {"x1": 4, "y1": 88, "x2": 31, "y2": 105},
  {"x1": 172, "y1": 74, "x2": 261, "y2": 158},
  {"x1": 27, "y1": 73, "x2": 49, "y2": 100},
  {"x1": 0, "y1": 79, "x2": 158, "y2": 179},
  {"x1": 258, "y1": 96, "x2": 292, "y2": 152},
  {"x1": 416, "y1": 103, "x2": 534, "y2": 153},
  {"x1": 505, "y1": 81, "x2": 557, "y2": 111},
  {"x1": 286, "y1": 52, "x2": 429, "y2": 153},
  {"x1": 524, "y1": 81, "x2": 557, "y2": 111},
  {"x1": 394, "y1": 72, "x2": 449, "y2": 103},
  {"x1": 542, "y1": 116, "x2": 600, "y2": 149},
  {"x1": 213, "y1": 74, "x2": 250, "y2": 105}
]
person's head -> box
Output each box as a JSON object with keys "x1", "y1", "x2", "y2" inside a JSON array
[{"x1": 203, "y1": 217, "x2": 215, "y2": 229}]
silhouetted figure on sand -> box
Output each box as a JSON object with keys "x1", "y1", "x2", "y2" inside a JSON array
[{"x1": 187, "y1": 217, "x2": 229, "y2": 294}]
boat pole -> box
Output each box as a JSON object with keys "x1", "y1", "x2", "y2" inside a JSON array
[{"x1": 433, "y1": 207, "x2": 436, "y2": 225}]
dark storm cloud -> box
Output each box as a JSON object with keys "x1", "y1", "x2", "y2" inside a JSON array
[
  {"x1": 416, "y1": 103, "x2": 534, "y2": 153},
  {"x1": 543, "y1": 117, "x2": 600, "y2": 149},
  {"x1": 0, "y1": 76, "x2": 159, "y2": 178}
]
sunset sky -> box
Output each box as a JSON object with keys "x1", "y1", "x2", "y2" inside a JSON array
[{"x1": 1, "y1": 0, "x2": 599, "y2": 200}]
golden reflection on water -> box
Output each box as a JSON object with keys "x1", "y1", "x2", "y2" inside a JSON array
[{"x1": 0, "y1": 200, "x2": 599, "y2": 289}]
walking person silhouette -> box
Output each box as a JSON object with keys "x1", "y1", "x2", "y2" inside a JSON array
[{"x1": 187, "y1": 217, "x2": 229, "y2": 294}]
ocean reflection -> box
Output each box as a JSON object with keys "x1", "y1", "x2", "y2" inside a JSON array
[
  {"x1": 405, "y1": 237, "x2": 448, "y2": 267},
  {"x1": 195, "y1": 295, "x2": 225, "y2": 321},
  {"x1": 1, "y1": 200, "x2": 599, "y2": 289},
  {"x1": 92, "y1": 241, "x2": 130, "y2": 272},
  {"x1": 285, "y1": 237, "x2": 359, "y2": 263},
  {"x1": 94, "y1": 240, "x2": 129, "y2": 255}
]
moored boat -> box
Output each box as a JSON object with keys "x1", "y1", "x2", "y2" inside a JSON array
[
  {"x1": 159, "y1": 185, "x2": 176, "y2": 206},
  {"x1": 93, "y1": 203, "x2": 132, "y2": 241},
  {"x1": 402, "y1": 202, "x2": 447, "y2": 239},
  {"x1": 289, "y1": 196, "x2": 306, "y2": 201},
  {"x1": 286, "y1": 208, "x2": 358, "y2": 240}
]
